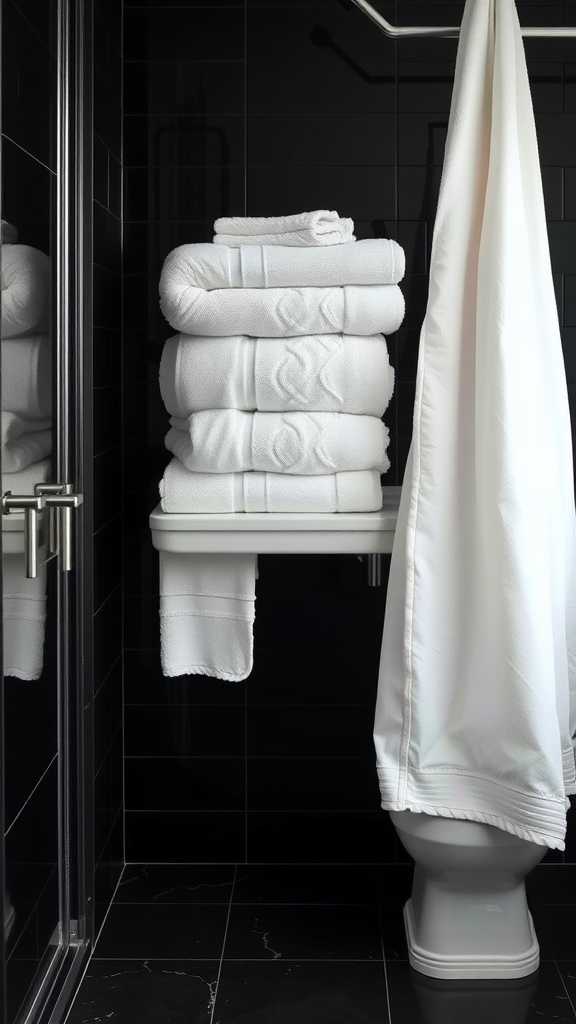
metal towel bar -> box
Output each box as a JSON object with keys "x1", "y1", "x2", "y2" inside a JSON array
[{"x1": 349, "y1": 0, "x2": 576, "y2": 39}]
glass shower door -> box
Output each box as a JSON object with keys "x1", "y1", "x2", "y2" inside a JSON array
[{"x1": 0, "y1": 1, "x2": 92, "y2": 1021}]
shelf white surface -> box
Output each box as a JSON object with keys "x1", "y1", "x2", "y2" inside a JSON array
[{"x1": 149, "y1": 486, "x2": 401, "y2": 554}]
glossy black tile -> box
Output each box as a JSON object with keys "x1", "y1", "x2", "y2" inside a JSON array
[
  {"x1": 565, "y1": 276, "x2": 576, "y2": 328},
  {"x1": 95, "y1": 902, "x2": 229, "y2": 958},
  {"x1": 533, "y1": 904, "x2": 576, "y2": 960},
  {"x1": 94, "y1": 516, "x2": 123, "y2": 611},
  {"x1": 124, "y1": 7, "x2": 245, "y2": 61},
  {"x1": 224, "y1": 901, "x2": 382, "y2": 960},
  {"x1": 1, "y1": 137, "x2": 53, "y2": 252},
  {"x1": 246, "y1": 810, "x2": 396, "y2": 863},
  {"x1": 248, "y1": 113, "x2": 396, "y2": 167},
  {"x1": 549, "y1": 223, "x2": 576, "y2": 275},
  {"x1": 247, "y1": 647, "x2": 380, "y2": 705},
  {"x1": 2, "y1": 0, "x2": 56, "y2": 169},
  {"x1": 94, "y1": 587, "x2": 122, "y2": 691},
  {"x1": 125, "y1": 756, "x2": 246, "y2": 810},
  {"x1": 117, "y1": 864, "x2": 235, "y2": 903},
  {"x1": 232, "y1": 864, "x2": 379, "y2": 905},
  {"x1": 94, "y1": 446, "x2": 122, "y2": 532},
  {"x1": 95, "y1": 67, "x2": 122, "y2": 156},
  {"x1": 253, "y1": 593, "x2": 385, "y2": 650},
  {"x1": 247, "y1": 703, "x2": 375, "y2": 758},
  {"x1": 94, "y1": 658, "x2": 123, "y2": 775},
  {"x1": 213, "y1": 959, "x2": 390, "y2": 1024},
  {"x1": 125, "y1": 60, "x2": 245, "y2": 116},
  {"x1": 124, "y1": 704, "x2": 246, "y2": 757},
  {"x1": 246, "y1": 165, "x2": 396, "y2": 222},
  {"x1": 95, "y1": 732, "x2": 124, "y2": 861},
  {"x1": 247, "y1": 757, "x2": 381, "y2": 811},
  {"x1": 93, "y1": 327, "x2": 122, "y2": 389},
  {"x1": 125, "y1": 811, "x2": 246, "y2": 862},
  {"x1": 66, "y1": 959, "x2": 220, "y2": 1024}
]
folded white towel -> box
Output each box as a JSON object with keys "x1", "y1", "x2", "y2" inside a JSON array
[
  {"x1": 2, "y1": 245, "x2": 50, "y2": 339},
  {"x1": 160, "y1": 457, "x2": 383, "y2": 513},
  {"x1": 161, "y1": 239, "x2": 405, "y2": 292},
  {"x1": 2, "y1": 335, "x2": 51, "y2": 418},
  {"x1": 1, "y1": 221, "x2": 18, "y2": 243},
  {"x1": 160, "y1": 550, "x2": 256, "y2": 681},
  {"x1": 160, "y1": 333, "x2": 394, "y2": 418},
  {"x1": 167, "y1": 410, "x2": 390, "y2": 476},
  {"x1": 2, "y1": 412, "x2": 52, "y2": 473},
  {"x1": 214, "y1": 210, "x2": 355, "y2": 247},
  {"x1": 2, "y1": 459, "x2": 49, "y2": 682},
  {"x1": 160, "y1": 282, "x2": 404, "y2": 339}
]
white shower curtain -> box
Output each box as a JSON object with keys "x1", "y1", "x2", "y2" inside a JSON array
[{"x1": 374, "y1": 0, "x2": 576, "y2": 849}]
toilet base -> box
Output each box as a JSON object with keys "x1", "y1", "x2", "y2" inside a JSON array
[{"x1": 403, "y1": 898, "x2": 540, "y2": 980}]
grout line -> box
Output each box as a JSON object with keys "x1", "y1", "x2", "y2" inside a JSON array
[{"x1": 210, "y1": 864, "x2": 238, "y2": 1022}]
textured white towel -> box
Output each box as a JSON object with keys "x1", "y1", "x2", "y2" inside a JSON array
[
  {"x1": 2, "y1": 458, "x2": 50, "y2": 682},
  {"x1": 167, "y1": 410, "x2": 390, "y2": 476},
  {"x1": 214, "y1": 210, "x2": 355, "y2": 247},
  {"x1": 2, "y1": 245, "x2": 50, "y2": 339},
  {"x1": 374, "y1": 0, "x2": 576, "y2": 850},
  {"x1": 160, "y1": 457, "x2": 383, "y2": 513},
  {"x1": 161, "y1": 239, "x2": 405, "y2": 292},
  {"x1": 160, "y1": 281, "x2": 404, "y2": 339},
  {"x1": 160, "y1": 550, "x2": 256, "y2": 680},
  {"x1": 2, "y1": 335, "x2": 51, "y2": 418},
  {"x1": 2, "y1": 412, "x2": 52, "y2": 473},
  {"x1": 160, "y1": 333, "x2": 394, "y2": 418}
]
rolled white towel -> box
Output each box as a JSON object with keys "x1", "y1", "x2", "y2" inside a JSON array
[
  {"x1": 160, "y1": 457, "x2": 383, "y2": 513},
  {"x1": 160, "y1": 282, "x2": 405, "y2": 338},
  {"x1": 167, "y1": 410, "x2": 390, "y2": 476},
  {"x1": 2, "y1": 335, "x2": 51, "y2": 418},
  {"x1": 161, "y1": 239, "x2": 405, "y2": 291},
  {"x1": 2, "y1": 245, "x2": 50, "y2": 339},
  {"x1": 214, "y1": 210, "x2": 355, "y2": 247},
  {"x1": 1, "y1": 221, "x2": 18, "y2": 243},
  {"x1": 2, "y1": 412, "x2": 52, "y2": 473},
  {"x1": 160, "y1": 551, "x2": 256, "y2": 681},
  {"x1": 160, "y1": 333, "x2": 394, "y2": 418},
  {"x1": 2, "y1": 458, "x2": 50, "y2": 682}
]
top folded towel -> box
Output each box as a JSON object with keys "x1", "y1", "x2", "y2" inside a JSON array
[
  {"x1": 160, "y1": 238, "x2": 405, "y2": 292},
  {"x1": 2, "y1": 245, "x2": 50, "y2": 339},
  {"x1": 214, "y1": 210, "x2": 355, "y2": 247}
]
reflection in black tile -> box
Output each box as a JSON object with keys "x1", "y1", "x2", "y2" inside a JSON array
[
  {"x1": 66, "y1": 959, "x2": 220, "y2": 1024},
  {"x1": 125, "y1": 757, "x2": 246, "y2": 810},
  {"x1": 247, "y1": 757, "x2": 381, "y2": 811},
  {"x1": 213, "y1": 960, "x2": 390, "y2": 1024},
  {"x1": 124, "y1": 704, "x2": 245, "y2": 757},
  {"x1": 247, "y1": 810, "x2": 396, "y2": 864},
  {"x1": 125, "y1": 811, "x2": 245, "y2": 863},
  {"x1": 233, "y1": 865, "x2": 378, "y2": 905},
  {"x1": 117, "y1": 864, "x2": 235, "y2": 904},
  {"x1": 95, "y1": 903, "x2": 229, "y2": 958},
  {"x1": 224, "y1": 902, "x2": 382, "y2": 960},
  {"x1": 385, "y1": 960, "x2": 571, "y2": 1024}
]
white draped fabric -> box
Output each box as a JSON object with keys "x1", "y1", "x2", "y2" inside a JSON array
[{"x1": 374, "y1": 0, "x2": 576, "y2": 849}]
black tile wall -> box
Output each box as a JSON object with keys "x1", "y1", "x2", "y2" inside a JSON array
[
  {"x1": 92, "y1": 0, "x2": 124, "y2": 917},
  {"x1": 122, "y1": 0, "x2": 576, "y2": 867}
]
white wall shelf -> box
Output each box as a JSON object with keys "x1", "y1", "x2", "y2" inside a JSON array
[{"x1": 149, "y1": 486, "x2": 401, "y2": 555}]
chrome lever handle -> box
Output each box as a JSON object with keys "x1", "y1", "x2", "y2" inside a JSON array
[
  {"x1": 2, "y1": 493, "x2": 46, "y2": 578},
  {"x1": 34, "y1": 484, "x2": 83, "y2": 572}
]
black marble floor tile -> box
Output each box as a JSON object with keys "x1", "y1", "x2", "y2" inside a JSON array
[
  {"x1": 116, "y1": 864, "x2": 235, "y2": 903},
  {"x1": 556, "y1": 961, "x2": 576, "y2": 1007},
  {"x1": 94, "y1": 903, "x2": 229, "y2": 959},
  {"x1": 232, "y1": 865, "x2": 379, "y2": 905},
  {"x1": 385, "y1": 959, "x2": 575, "y2": 1024},
  {"x1": 212, "y1": 959, "x2": 390, "y2": 1024},
  {"x1": 223, "y1": 902, "x2": 383, "y2": 961},
  {"x1": 377, "y1": 864, "x2": 415, "y2": 905},
  {"x1": 66, "y1": 959, "x2": 220, "y2": 1024}
]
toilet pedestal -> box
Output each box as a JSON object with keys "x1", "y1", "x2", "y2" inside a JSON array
[{"x1": 404, "y1": 864, "x2": 540, "y2": 979}]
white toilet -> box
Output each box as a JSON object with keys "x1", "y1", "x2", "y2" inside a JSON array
[{"x1": 390, "y1": 810, "x2": 546, "y2": 980}]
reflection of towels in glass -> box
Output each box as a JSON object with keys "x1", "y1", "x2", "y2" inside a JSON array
[
  {"x1": 2, "y1": 458, "x2": 50, "y2": 681},
  {"x1": 1, "y1": 335, "x2": 51, "y2": 418},
  {"x1": 2, "y1": 244, "x2": 50, "y2": 338},
  {"x1": 1, "y1": 411, "x2": 52, "y2": 473}
]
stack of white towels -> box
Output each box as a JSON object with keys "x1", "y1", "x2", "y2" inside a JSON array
[
  {"x1": 1, "y1": 220, "x2": 52, "y2": 681},
  {"x1": 157, "y1": 210, "x2": 406, "y2": 681}
]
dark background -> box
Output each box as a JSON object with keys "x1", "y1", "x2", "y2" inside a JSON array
[{"x1": 91, "y1": 0, "x2": 576, "y2": 908}]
